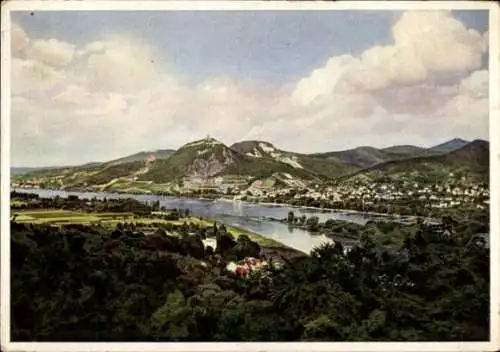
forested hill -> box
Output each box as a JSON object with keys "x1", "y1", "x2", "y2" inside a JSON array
[
  {"x1": 337, "y1": 140, "x2": 489, "y2": 184},
  {"x1": 11, "y1": 211, "x2": 489, "y2": 341},
  {"x1": 11, "y1": 138, "x2": 488, "y2": 195}
]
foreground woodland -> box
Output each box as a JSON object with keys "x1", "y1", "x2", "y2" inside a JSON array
[{"x1": 11, "y1": 192, "x2": 489, "y2": 341}]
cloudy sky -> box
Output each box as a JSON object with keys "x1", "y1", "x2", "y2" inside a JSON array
[{"x1": 11, "y1": 9, "x2": 489, "y2": 167}]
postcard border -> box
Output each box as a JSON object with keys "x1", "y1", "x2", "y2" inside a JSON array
[{"x1": 1, "y1": 1, "x2": 499, "y2": 352}]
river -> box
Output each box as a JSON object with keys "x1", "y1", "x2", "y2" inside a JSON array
[{"x1": 13, "y1": 188, "x2": 389, "y2": 253}]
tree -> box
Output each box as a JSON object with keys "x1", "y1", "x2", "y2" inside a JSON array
[
  {"x1": 300, "y1": 215, "x2": 307, "y2": 226},
  {"x1": 150, "y1": 290, "x2": 194, "y2": 341},
  {"x1": 11, "y1": 205, "x2": 490, "y2": 342},
  {"x1": 324, "y1": 219, "x2": 335, "y2": 228},
  {"x1": 228, "y1": 236, "x2": 261, "y2": 260},
  {"x1": 216, "y1": 233, "x2": 237, "y2": 255},
  {"x1": 306, "y1": 216, "x2": 320, "y2": 232}
]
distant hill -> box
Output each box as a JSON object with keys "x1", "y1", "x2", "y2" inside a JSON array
[
  {"x1": 11, "y1": 150, "x2": 174, "y2": 185},
  {"x1": 11, "y1": 150, "x2": 174, "y2": 178},
  {"x1": 382, "y1": 145, "x2": 425, "y2": 154},
  {"x1": 230, "y1": 140, "x2": 360, "y2": 179},
  {"x1": 314, "y1": 138, "x2": 473, "y2": 169},
  {"x1": 338, "y1": 140, "x2": 489, "y2": 185},
  {"x1": 429, "y1": 138, "x2": 470, "y2": 153},
  {"x1": 438, "y1": 139, "x2": 489, "y2": 175},
  {"x1": 104, "y1": 149, "x2": 176, "y2": 167},
  {"x1": 11, "y1": 167, "x2": 41, "y2": 176},
  {"x1": 11, "y1": 162, "x2": 103, "y2": 178},
  {"x1": 313, "y1": 146, "x2": 395, "y2": 169},
  {"x1": 381, "y1": 145, "x2": 438, "y2": 158}
]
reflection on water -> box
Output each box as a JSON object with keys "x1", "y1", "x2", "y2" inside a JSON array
[{"x1": 12, "y1": 188, "x2": 376, "y2": 253}]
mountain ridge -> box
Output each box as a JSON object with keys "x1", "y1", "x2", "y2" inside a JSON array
[
  {"x1": 12, "y1": 138, "x2": 488, "y2": 192},
  {"x1": 13, "y1": 137, "x2": 477, "y2": 171},
  {"x1": 336, "y1": 139, "x2": 489, "y2": 185},
  {"x1": 428, "y1": 138, "x2": 470, "y2": 153}
]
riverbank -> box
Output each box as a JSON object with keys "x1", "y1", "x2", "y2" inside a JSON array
[
  {"x1": 12, "y1": 186, "x2": 420, "y2": 222},
  {"x1": 10, "y1": 187, "x2": 366, "y2": 253},
  {"x1": 227, "y1": 198, "x2": 428, "y2": 221},
  {"x1": 11, "y1": 205, "x2": 305, "y2": 257}
]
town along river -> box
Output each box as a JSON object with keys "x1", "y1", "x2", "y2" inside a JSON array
[{"x1": 12, "y1": 188, "x2": 393, "y2": 254}]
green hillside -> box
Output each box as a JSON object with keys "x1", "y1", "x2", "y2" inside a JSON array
[
  {"x1": 13, "y1": 138, "x2": 488, "y2": 193},
  {"x1": 105, "y1": 149, "x2": 175, "y2": 167},
  {"x1": 313, "y1": 146, "x2": 394, "y2": 169},
  {"x1": 429, "y1": 138, "x2": 470, "y2": 153},
  {"x1": 230, "y1": 140, "x2": 359, "y2": 179},
  {"x1": 142, "y1": 138, "x2": 319, "y2": 183},
  {"x1": 338, "y1": 140, "x2": 489, "y2": 184},
  {"x1": 381, "y1": 145, "x2": 438, "y2": 158}
]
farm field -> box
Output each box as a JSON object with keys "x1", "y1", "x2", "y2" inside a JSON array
[
  {"x1": 12, "y1": 209, "x2": 135, "y2": 225},
  {"x1": 11, "y1": 208, "x2": 286, "y2": 248}
]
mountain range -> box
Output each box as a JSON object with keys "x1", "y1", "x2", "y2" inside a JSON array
[
  {"x1": 337, "y1": 139, "x2": 489, "y2": 185},
  {"x1": 11, "y1": 137, "x2": 489, "y2": 191}
]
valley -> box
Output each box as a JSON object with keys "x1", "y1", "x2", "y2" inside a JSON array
[
  {"x1": 12, "y1": 137, "x2": 489, "y2": 219},
  {"x1": 7, "y1": 7, "x2": 493, "y2": 344}
]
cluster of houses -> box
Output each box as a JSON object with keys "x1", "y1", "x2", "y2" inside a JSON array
[
  {"x1": 225, "y1": 257, "x2": 273, "y2": 278},
  {"x1": 13, "y1": 166, "x2": 489, "y2": 213},
  {"x1": 325, "y1": 178, "x2": 490, "y2": 209},
  {"x1": 236, "y1": 175, "x2": 489, "y2": 211},
  {"x1": 12, "y1": 179, "x2": 43, "y2": 188},
  {"x1": 182, "y1": 175, "x2": 248, "y2": 194},
  {"x1": 200, "y1": 238, "x2": 277, "y2": 279}
]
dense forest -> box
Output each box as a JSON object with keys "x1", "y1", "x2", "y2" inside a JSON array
[{"x1": 11, "y1": 209, "x2": 489, "y2": 341}]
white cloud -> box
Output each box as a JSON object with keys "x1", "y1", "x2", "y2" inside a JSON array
[
  {"x1": 27, "y1": 38, "x2": 76, "y2": 67},
  {"x1": 291, "y1": 55, "x2": 359, "y2": 105},
  {"x1": 11, "y1": 58, "x2": 66, "y2": 95},
  {"x1": 10, "y1": 10, "x2": 489, "y2": 167},
  {"x1": 391, "y1": 11, "x2": 485, "y2": 74},
  {"x1": 11, "y1": 22, "x2": 29, "y2": 57},
  {"x1": 459, "y1": 69, "x2": 488, "y2": 99},
  {"x1": 82, "y1": 37, "x2": 161, "y2": 92},
  {"x1": 291, "y1": 10, "x2": 488, "y2": 103}
]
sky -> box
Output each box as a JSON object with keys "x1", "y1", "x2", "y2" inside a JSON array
[{"x1": 10, "y1": 9, "x2": 490, "y2": 167}]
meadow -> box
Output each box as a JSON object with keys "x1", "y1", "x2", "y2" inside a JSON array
[{"x1": 12, "y1": 208, "x2": 286, "y2": 249}]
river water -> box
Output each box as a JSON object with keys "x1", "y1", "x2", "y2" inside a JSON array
[{"x1": 13, "y1": 188, "x2": 385, "y2": 253}]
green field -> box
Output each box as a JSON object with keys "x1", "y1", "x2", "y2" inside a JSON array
[
  {"x1": 11, "y1": 209, "x2": 285, "y2": 248},
  {"x1": 13, "y1": 210, "x2": 135, "y2": 225}
]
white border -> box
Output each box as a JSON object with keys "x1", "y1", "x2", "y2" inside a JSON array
[
  {"x1": 489, "y1": 2, "x2": 500, "y2": 350},
  {"x1": 1, "y1": 1, "x2": 499, "y2": 352}
]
